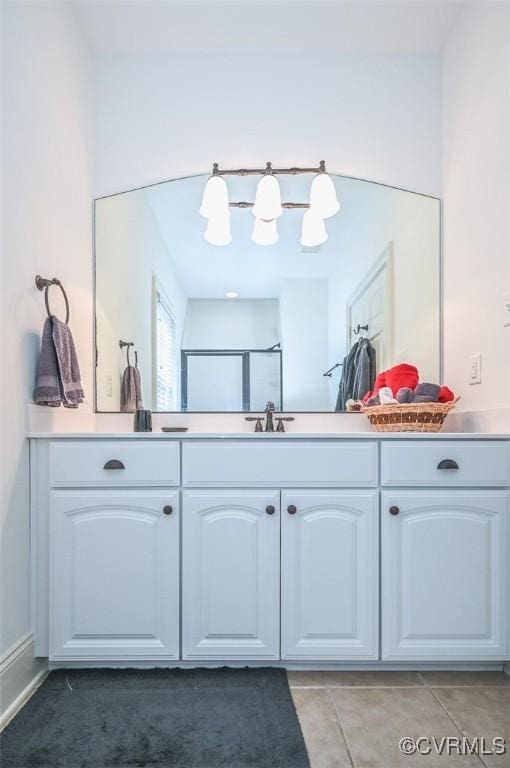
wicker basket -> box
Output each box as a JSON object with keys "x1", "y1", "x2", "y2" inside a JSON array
[{"x1": 361, "y1": 398, "x2": 459, "y2": 433}]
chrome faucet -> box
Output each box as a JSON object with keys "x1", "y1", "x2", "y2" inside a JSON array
[
  {"x1": 245, "y1": 402, "x2": 295, "y2": 432},
  {"x1": 264, "y1": 401, "x2": 275, "y2": 432}
]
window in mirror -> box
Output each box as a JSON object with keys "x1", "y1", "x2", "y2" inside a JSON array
[{"x1": 154, "y1": 286, "x2": 177, "y2": 411}]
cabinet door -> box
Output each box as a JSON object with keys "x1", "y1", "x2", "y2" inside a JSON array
[
  {"x1": 182, "y1": 490, "x2": 279, "y2": 659},
  {"x1": 382, "y1": 491, "x2": 508, "y2": 660},
  {"x1": 281, "y1": 491, "x2": 379, "y2": 659},
  {"x1": 50, "y1": 490, "x2": 179, "y2": 659}
]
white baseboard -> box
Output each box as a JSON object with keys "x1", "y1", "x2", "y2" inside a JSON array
[{"x1": 0, "y1": 633, "x2": 48, "y2": 731}]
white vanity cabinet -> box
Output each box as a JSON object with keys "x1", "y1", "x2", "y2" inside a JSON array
[
  {"x1": 182, "y1": 490, "x2": 280, "y2": 659},
  {"x1": 381, "y1": 491, "x2": 508, "y2": 660},
  {"x1": 42, "y1": 439, "x2": 181, "y2": 661},
  {"x1": 51, "y1": 490, "x2": 180, "y2": 659},
  {"x1": 281, "y1": 490, "x2": 379, "y2": 659},
  {"x1": 31, "y1": 435, "x2": 509, "y2": 667}
]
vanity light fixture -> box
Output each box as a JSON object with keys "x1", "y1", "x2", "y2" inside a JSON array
[
  {"x1": 251, "y1": 217, "x2": 279, "y2": 246},
  {"x1": 204, "y1": 214, "x2": 232, "y2": 246},
  {"x1": 309, "y1": 171, "x2": 341, "y2": 219},
  {"x1": 300, "y1": 209, "x2": 328, "y2": 247},
  {"x1": 252, "y1": 163, "x2": 283, "y2": 221},
  {"x1": 200, "y1": 171, "x2": 232, "y2": 245},
  {"x1": 201, "y1": 161, "x2": 340, "y2": 247},
  {"x1": 200, "y1": 173, "x2": 229, "y2": 219}
]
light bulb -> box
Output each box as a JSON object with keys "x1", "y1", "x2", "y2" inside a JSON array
[
  {"x1": 253, "y1": 175, "x2": 283, "y2": 220},
  {"x1": 204, "y1": 214, "x2": 232, "y2": 246},
  {"x1": 251, "y1": 218, "x2": 279, "y2": 246},
  {"x1": 300, "y1": 210, "x2": 328, "y2": 247},
  {"x1": 309, "y1": 173, "x2": 340, "y2": 219},
  {"x1": 200, "y1": 175, "x2": 229, "y2": 220}
]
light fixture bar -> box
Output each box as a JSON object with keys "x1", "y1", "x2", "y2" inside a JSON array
[
  {"x1": 230, "y1": 201, "x2": 310, "y2": 209},
  {"x1": 212, "y1": 160, "x2": 327, "y2": 177}
]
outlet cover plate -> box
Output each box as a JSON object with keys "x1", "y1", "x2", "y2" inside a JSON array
[{"x1": 469, "y1": 353, "x2": 482, "y2": 385}]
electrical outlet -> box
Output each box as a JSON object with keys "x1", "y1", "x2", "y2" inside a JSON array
[
  {"x1": 106, "y1": 374, "x2": 113, "y2": 398},
  {"x1": 469, "y1": 354, "x2": 482, "y2": 385}
]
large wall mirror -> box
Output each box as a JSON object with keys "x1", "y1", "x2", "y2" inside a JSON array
[{"x1": 95, "y1": 172, "x2": 440, "y2": 412}]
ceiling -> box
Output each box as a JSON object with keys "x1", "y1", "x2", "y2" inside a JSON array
[{"x1": 73, "y1": 1, "x2": 463, "y2": 54}]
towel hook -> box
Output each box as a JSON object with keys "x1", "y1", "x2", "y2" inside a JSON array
[
  {"x1": 353, "y1": 323, "x2": 369, "y2": 336},
  {"x1": 323, "y1": 362, "x2": 343, "y2": 377},
  {"x1": 35, "y1": 275, "x2": 70, "y2": 324},
  {"x1": 119, "y1": 339, "x2": 134, "y2": 367}
]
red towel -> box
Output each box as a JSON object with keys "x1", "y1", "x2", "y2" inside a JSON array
[
  {"x1": 373, "y1": 371, "x2": 387, "y2": 392},
  {"x1": 438, "y1": 386, "x2": 455, "y2": 403},
  {"x1": 385, "y1": 364, "x2": 419, "y2": 396}
]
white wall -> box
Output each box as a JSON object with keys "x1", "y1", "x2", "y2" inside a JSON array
[
  {"x1": 91, "y1": 51, "x2": 441, "y2": 199},
  {"x1": 280, "y1": 280, "x2": 330, "y2": 410},
  {"x1": 182, "y1": 299, "x2": 279, "y2": 350},
  {"x1": 0, "y1": 0, "x2": 92, "y2": 709},
  {"x1": 442, "y1": 2, "x2": 510, "y2": 411},
  {"x1": 95, "y1": 190, "x2": 187, "y2": 411}
]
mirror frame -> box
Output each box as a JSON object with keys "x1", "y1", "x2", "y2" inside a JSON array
[{"x1": 93, "y1": 171, "x2": 443, "y2": 414}]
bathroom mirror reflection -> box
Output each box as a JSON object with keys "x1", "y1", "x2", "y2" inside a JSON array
[{"x1": 94, "y1": 173, "x2": 440, "y2": 413}]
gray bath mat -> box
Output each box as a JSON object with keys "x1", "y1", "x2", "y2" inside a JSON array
[{"x1": 0, "y1": 667, "x2": 310, "y2": 768}]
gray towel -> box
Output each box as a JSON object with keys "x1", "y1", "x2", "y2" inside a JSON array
[
  {"x1": 335, "y1": 338, "x2": 376, "y2": 411},
  {"x1": 34, "y1": 317, "x2": 84, "y2": 407},
  {"x1": 120, "y1": 365, "x2": 143, "y2": 413},
  {"x1": 413, "y1": 382, "x2": 440, "y2": 403},
  {"x1": 396, "y1": 387, "x2": 414, "y2": 403}
]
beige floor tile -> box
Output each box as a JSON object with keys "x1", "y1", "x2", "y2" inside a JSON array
[
  {"x1": 330, "y1": 687, "x2": 483, "y2": 767},
  {"x1": 432, "y1": 687, "x2": 510, "y2": 734},
  {"x1": 421, "y1": 672, "x2": 510, "y2": 688},
  {"x1": 291, "y1": 688, "x2": 352, "y2": 768},
  {"x1": 322, "y1": 671, "x2": 423, "y2": 687},
  {"x1": 288, "y1": 670, "x2": 327, "y2": 687},
  {"x1": 433, "y1": 687, "x2": 510, "y2": 768}
]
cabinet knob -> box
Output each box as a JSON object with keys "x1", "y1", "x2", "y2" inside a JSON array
[
  {"x1": 389, "y1": 506, "x2": 400, "y2": 516},
  {"x1": 163, "y1": 505, "x2": 173, "y2": 515},
  {"x1": 437, "y1": 459, "x2": 459, "y2": 470},
  {"x1": 265, "y1": 505, "x2": 275, "y2": 515},
  {"x1": 287, "y1": 504, "x2": 297, "y2": 515},
  {"x1": 103, "y1": 459, "x2": 125, "y2": 470}
]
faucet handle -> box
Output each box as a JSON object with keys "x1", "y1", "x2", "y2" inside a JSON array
[
  {"x1": 245, "y1": 416, "x2": 263, "y2": 432},
  {"x1": 276, "y1": 416, "x2": 295, "y2": 432}
]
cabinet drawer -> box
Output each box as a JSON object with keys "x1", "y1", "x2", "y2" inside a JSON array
[
  {"x1": 381, "y1": 441, "x2": 510, "y2": 487},
  {"x1": 50, "y1": 441, "x2": 180, "y2": 487},
  {"x1": 182, "y1": 441, "x2": 378, "y2": 487}
]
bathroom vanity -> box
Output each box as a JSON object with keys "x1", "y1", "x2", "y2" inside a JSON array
[{"x1": 29, "y1": 433, "x2": 510, "y2": 668}]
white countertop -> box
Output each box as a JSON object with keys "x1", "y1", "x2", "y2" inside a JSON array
[{"x1": 27, "y1": 431, "x2": 510, "y2": 440}]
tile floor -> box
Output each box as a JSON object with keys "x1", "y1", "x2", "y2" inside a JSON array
[{"x1": 288, "y1": 671, "x2": 510, "y2": 768}]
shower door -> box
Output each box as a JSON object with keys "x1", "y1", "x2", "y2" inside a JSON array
[{"x1": 181, "y1": 350, "x2": 282, "y2": 411}]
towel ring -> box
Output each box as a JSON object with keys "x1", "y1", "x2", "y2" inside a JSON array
[
  {"x1": 119, "y1": 339, "x2": 134, "y2": 367},
  {"x1": 35, "y1": 275, "x2": 70, "y2": 324}
]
